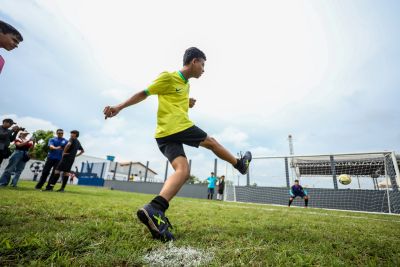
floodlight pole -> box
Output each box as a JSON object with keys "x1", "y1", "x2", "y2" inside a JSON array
[
  {"x1": 214, "y1": 158, "x2": 218, "y2": 177},
  {"x1": 288, "y1": 134, "x2": 295, "y2": 182},
  {"x1": 164, "y1": 160, "x2": 168, "y2": 182},
  {"x1": 127, "y1": 161, "x2": 133, "y2": 182},
  {"x1": 330, "y1": 155, "x2": 338, "y2": 190},
  {"x1": 144, "y1": 161, "x2": 149, "y2": 182},
  {"x1": 189, "y1": 159, "x2": 192, "y2": 177}
]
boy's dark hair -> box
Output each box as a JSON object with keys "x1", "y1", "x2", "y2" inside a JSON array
[
  {"x1": 56, "y1": 129, "x2": 64, "y2": 133},
  {"x1": 183, "y1": 47, "x2": 206, "y2": 65},
  {"x1": 0, "y1": 20, "x2": 23, "y2": 42},
  {"x1": 70, "y1": 130, "x2": 80, "y2": 137},
  {"x1": 294, "y1": 179, "x2": 299, "y2": 183}
]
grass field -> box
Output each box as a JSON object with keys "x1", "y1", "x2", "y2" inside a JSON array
[{"x1": 1, "y1": 181, "x2": 400, "y2": 266}]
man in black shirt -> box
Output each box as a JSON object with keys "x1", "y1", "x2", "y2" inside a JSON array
[
  {"x1": 44, "y1": 130, "x2": 84, "y2": 192},
  {"x1": 0, "y1": 118, "x2": 20, "y2": 166}
]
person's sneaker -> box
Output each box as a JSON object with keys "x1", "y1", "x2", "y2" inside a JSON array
[
  {"x1": 136, "y1": 204, "x2": 175, "y2": 242},
  {"x1": 56, "y1": 188, "x2": 65, "y2": 193},
  {"x1": 235, "y1": 151, "x2": 252, "y2": 174}
]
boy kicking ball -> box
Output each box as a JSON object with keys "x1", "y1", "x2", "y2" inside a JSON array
[{"x1": 103, "y1": 47, "x2": 252, "y2": 241}]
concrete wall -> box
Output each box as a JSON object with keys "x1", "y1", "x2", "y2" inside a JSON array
[
  {"x1": 103, "y1": 180, "x2": 400, "y2": 213},
  {"x1": 104, "y1": 180, "x2": 211, "y2": 199}
]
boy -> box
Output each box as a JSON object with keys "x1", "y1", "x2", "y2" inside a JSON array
[
  {"x1": 288, "y1": 179, "x2": 309, "y2": 208},
  {"x1": 103, "y1": 47, "x2": 252, "y2": 242},
  {"x1": 0, "y1": 20, "x2": 23, "y2": 73},
  {"x1": 217, "y1": 175, "x2": 225, "y2": 201},
  {"x1": 207, "y1": 172, "x2": 217, "y2": 199},
  {"x1": 44, "y1": 130, "x2": 84, "y2": 192}
]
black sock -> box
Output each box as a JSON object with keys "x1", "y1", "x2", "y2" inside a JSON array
[
  {"x1": 46, "y1": 173, "x2": 60, "y2": 189},
  {"x1": 234, "y1": 159, "x2": 240, "y2": 168},
  {"x1": 61, "y1": 175, "x2": 68, "y2": 189},
  {"x1": 150, "y1": 195, "x2": 169, "y2": 213},
  {"x1": 288, "y1": 199, "x2": 293, "y2": 207},
  {"x1": 305, "y1": 198, "x2": 309, "y2": 207}
]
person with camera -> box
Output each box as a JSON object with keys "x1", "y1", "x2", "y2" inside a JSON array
[
  {"x1": 0, "y1": 118, "x2": 20, "y2": 166},
  {"x1": 0, "y1": 130, "x2": 35, "y2": 187}
]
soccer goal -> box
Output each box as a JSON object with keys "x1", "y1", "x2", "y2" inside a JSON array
[{"x1": 224, "y1": 151, "x2": 400, "y2": 214}]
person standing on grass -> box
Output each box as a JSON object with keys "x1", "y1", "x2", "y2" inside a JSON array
[
  {"x1": 288, "y1": 179, "x2": 309, "y2": 208},
  {"x1": 0, "y1": 130, "x2": 35, "y2": 187},
  {"x1": 207, "y1": 172, "x2": 217, "y2": 200},
  {"x1": 35, "y1": 129, "x2": 68, "y2": 190},
  {"x1": 0, "y1": 20, "x2": 23, "y2": 73},
  {"x1": 217, "y1": 175, "x2": 225, "y2": 201},
  {"x1": 103, "y1": 47, "x2": 252, "y2": 242},
  {"x1": 0, "y1": 118, "x2": 20, "y2": 166},
  {"x1": 44, "y1": 130, "x2": 84, "y2": 192}
]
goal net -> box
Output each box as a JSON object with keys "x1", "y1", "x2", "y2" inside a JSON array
[{"x1": 224, "y1": 151, "x2": 400, "y2": 214}]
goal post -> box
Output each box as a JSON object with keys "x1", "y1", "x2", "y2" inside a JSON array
[{"x1": 224, "y1": 151, "x2": 400, "y2": 214}]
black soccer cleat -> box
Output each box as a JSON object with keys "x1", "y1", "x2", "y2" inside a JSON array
[
  {"x1": 235, "y1": 151, "x2": 252, "y2": 175},
  {"x1": 136, "y1": 204, "x2": 175, "y2": 242}
]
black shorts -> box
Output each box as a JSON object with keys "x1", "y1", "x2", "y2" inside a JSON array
[
  {"x1": 56, "y1": 157, "x2": 75, "y2": 172},
  {"x1": 291, "y1": 192, "x2": 306, "y2": 199},
  {"x1": 156, "y1": 125, "x2": 207, "y2": 163}
]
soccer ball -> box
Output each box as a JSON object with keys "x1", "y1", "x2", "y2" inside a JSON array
[{"x1": 338, "y1": 174, "x2": 352, "y2": 185}]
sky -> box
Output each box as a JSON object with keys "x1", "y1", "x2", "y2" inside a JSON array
[{"x1": 1, "y1": 0, "x2": 400, "y2": 186}]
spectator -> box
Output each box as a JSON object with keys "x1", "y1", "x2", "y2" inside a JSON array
[
  {"x1": 35, "y1": 129, "x2": 67, "y2": 189},
  {"x1": 217, "y1": 175, "x2": 225, "y2": 201},
  {"x1": 0, "y1": 118, "x2": 20, "y2": 166},
  {"x1": 0, "y1": 130, "x2": 35, "y2": 187},
  {"x1": 44, "y1": 130, "x2": 84, "y2": 192},
  {"x1": 0, "y1": 20, "x2": 23, "y2": 73},
  {"x1": 207, "y1": 172, "x2": 218, "y2": 199}
]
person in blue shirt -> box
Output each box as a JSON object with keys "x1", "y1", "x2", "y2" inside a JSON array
[
  {"x1": 35, "y1": 129, "x2": 67, "y2": 189},
  {"x1": 207, "y1": 172, "x2": 218, "y2": 199},
  {"x1": 288, "y1": 179, "x2": 309, "y2": 207}
]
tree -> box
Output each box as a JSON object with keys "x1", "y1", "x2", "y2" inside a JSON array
[
  {"x1": 31, "y1": 130, "x2": 54, "y2": 160},
  {"x1": 186, "y1": 175, "x2": 208, "y2": 184},
  {"x1": 187, "y1": 175, "x2": 200, "y2": 184}
]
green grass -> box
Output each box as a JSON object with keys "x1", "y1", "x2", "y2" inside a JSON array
[{"x1": 1, "y1": 181, "x2": 400, "y2": 266}]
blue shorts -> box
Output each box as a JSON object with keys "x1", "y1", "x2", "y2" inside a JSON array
[{"x1": 208, "y1": 188, "x2": 215, "y2": 194}]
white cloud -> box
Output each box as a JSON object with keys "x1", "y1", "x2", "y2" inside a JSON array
[{"x1": 212, "y1": 127, "x2": 249, "y2": 148}]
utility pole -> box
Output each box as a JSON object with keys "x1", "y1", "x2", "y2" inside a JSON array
[{"x1": 288, "y1": 134, "x2": 295, "y2": 182}]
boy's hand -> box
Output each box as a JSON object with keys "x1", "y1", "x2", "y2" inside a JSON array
[
  {"x1": 103, "y1": 106, "x2": 120, "y2": 119},
  {"x1": 189, "y1": 98, "x2": 196, "y2": 108}
]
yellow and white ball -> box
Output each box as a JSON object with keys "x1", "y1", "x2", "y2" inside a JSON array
[{"x1": 338, "y1": 174, "x2": 352, "y2": 185}]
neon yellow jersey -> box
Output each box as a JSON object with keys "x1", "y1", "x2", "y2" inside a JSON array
[{"x1": 145, "y1": 71, "x2": 194, "y2": 138}]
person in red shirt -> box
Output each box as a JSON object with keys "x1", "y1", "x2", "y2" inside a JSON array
[
  {"x1": 0, "y1": 131, "x2": 35, "y2": 187},
  {"x1": 0, "y1": 20, "x2": 23, "y2": 73}
]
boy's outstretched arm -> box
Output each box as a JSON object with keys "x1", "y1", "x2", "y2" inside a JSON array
[{"x1": 103, "y1": 90, "x2": 148, "y2": 119}]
